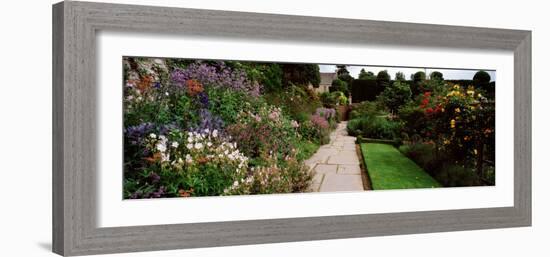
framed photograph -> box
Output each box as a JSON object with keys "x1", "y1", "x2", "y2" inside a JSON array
[{"x1": 52, "y1": 1, "x2": 531, "y2": 256}]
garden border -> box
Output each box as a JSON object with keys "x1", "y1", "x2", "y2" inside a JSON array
[{"x1": 53, "y1": 1, "x2": 531, "y2": 256}]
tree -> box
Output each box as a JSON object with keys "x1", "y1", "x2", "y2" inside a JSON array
[
  {"x1": 358, "y1": 69, "x2": 376, "y2": 80},
  {"x1": 380, "y1": 80, "x2": 412, "y2": 113},
  {"x1": 413, "y1": 71, "x2": 426, "y2": 83},
  {"x1": 329, "y1": 78, "x2": 349, "y2": 95},
  {"x1": 281, "y1": 64, "x2": 321, "y2": 88},
  {"x1": 473, "y1": 70, "x2": 491, "y2": 88},
  {"x1": 410, "y1": 71, "x2": 427, "y2": 96},
  {"x1": 395, "y1": 71, "x2": 406, "y2": 81},
  {"x1": 376, "y1": 70, "x2": 391, "y2": 86},
  {"x1": 429, "y1": 71, "x2": 444, "y2": 81},
  {"x1": 336, "y1": 65, "x2": 350, "y2": 76}
]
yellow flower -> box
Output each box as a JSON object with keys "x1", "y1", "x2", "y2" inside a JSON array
[
  {"x1": 444, "y1": 139, "x2": 450, "y2": 145},
  {"x1": 474, "y1": 149, "x2": 478, "y2": 155},
  {"x1": 450, "y1": 119, "x2": 456, "y2": 128},
  {"x1": 454, "y1": 108, "x2": 461, "y2": 113}
]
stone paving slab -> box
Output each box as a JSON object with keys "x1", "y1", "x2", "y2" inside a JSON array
[
  {"x1": 337, "y1": 164, "x2": 362, "y2": 175},
  {"x1": 306, "y1": 121, "x2": 365, "y2": 192},
  {"x1": 319, "y1": 173, "x2": 364, "y2": 192},
  {"x1": 314, "y1": 164, "x2": 338, "y2": 174}
]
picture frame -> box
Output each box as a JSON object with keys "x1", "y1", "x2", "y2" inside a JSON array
[{"x1": 52, "y1": 1, "x2": 531, "y2": 256}]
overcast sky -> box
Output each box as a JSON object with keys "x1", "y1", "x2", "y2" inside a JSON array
[{"x1": 319, "y1": 65, "x2": 496, "y2": 82}]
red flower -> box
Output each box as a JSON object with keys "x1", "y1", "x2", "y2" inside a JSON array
[
  {"x1": 424, "y1": 91, "x2": 432, "y2": 97},
  {"x1": 425, "y1": 107, "x2": 434, "y2": 115}
]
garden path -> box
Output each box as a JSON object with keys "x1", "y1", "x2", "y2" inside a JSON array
[{"x1": 305, "y1": 121, "x2": 365, "y2": 192}]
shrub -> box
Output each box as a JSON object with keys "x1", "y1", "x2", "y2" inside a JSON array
[
  {"x1": 264, "y1": 85, "x2": 321, "y2": 121},
  {"x1": 349, "y1": 101, "x2": 386, "y2": 119},
  {"x1": 429, "y1": 71, "x2": 444, "y2": 81},
  {"x1": 376, "y1": 70, "x2": 391, "y2": 86},
  {"x1": 226, "y1": 105, "x2": 298, "y2": 160},
  {"x1": 223, "y1": 154, "x2": 313, "y2": 195},
  {"x1": 379, "y1": 80, "x2": 412, "y2": 113},
  {"x1": 347, "y1": 116, "x2": 402, "y2": 140},
  {"x1": 124, "y1": 129, "x2": 249, "y2": 198},
  {"x1": 329, "y1": 79, "x2": 349, "y2": 95}
]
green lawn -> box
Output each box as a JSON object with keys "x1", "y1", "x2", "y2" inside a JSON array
[{"x1": 360, "y1": 143, "x2": 441, "y2": 190}]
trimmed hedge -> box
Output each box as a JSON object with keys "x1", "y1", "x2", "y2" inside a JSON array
[{"x1": 351, "y1": 79, "x2": 384, "y2": 103}]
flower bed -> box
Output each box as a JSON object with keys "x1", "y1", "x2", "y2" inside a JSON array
[{"x1": 123, "y1": 58, "x2": 336, "y2": 198}]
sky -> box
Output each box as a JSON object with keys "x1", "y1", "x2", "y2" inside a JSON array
[{"x1": 319, "y1": 65, "x2": 496, "y2": 82}]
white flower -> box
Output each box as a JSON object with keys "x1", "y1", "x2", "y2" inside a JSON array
[
  {"x1": 212, "y1": 130, "x2": 218, "y2": 138},
  {"x1": 206, "y1": 142, "x2": 212, "y2": 147},
  {"x1": 156, "y1": 143, "x2": 167, "y2": 152},
  {"x1": 204, "y1": 128, "x2": 210, "y2": 134},
  {"x1": 186, "y1": 143, "x2": 193, "y2": 149},
  {"x1": 233, "y1": 181, "x2": 239, "y2": 187},
  {"x1": 177, "y1": 158, "x2": 183, "y2": 163},
  {"x1": 149, "y1": 133, "x2": 157, "y2": 139},
  {"x1": 165, "y1": 92, "x2": 169, "y2": 96},
  {"x1": 195, "y1": 143, "x2": 203, "y2": 150},
  {"x1": 187, "y1": 137, "x2": 193, "y2": 143},
  {"x1": 171, "y1": 142, "x2": 179, "y2": 148}
]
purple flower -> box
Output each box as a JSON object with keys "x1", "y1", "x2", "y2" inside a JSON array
[
  {"x1": 148, "y1": 172, "x2": 161, "y2": 183},
  {"x1": 190, "y1": 109, "x2": 224, "y2": 133},
  {"x1": 198, "y1": 92, "x2": 209, "y2": 108},
  {"x1": 315, "y1": 107, "x2": 336, "y2": 120},
  {"x1": 170, "y1": 61, "x2": 261, "y2": 96},
  {"x1": 124, "y1": 122, "x2": 156, "y2": 145},
  {"x1": 310, "y1": 114, "x2": 329, "y2": 129}
]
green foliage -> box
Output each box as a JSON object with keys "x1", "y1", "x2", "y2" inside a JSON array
[
  {"x1": 379, "y1": 80, "x2": 412, "y2": 113},
  {"x1": 299, "y1": 120, "x2": 330, "y2": 145},
  {"x1": 395, "y1": 71, "x2": 406, "y2": 81},
  {"x1": 473, "y1": 70, "x2": 491, "y2": 87},
  {"x1": 320, "y1": 91, "x2": 347, "y2": 108},
  {"x1": 330, "y1": 79, "x2": 349, "y2": 95},
  {"x1": 350, "y1": 79, "x2": 384, "y2": 102},
  {"x1": 412, "y1": 71, "x2": 426, "y2": 83},
  {"x1": 398, "y1": 143, "x2": 491, "y2": 187},
  {"x1": 206, "y1": 86, "x2": 254, "y2": 124},
  {"x1": 349, "y1": 101, "x2": 386, "y2": 119},
  {"x1": 429, "y1": 71, "x2": 444, "y2": 81},
  {"x1": 281, "y1": 63, "x2": 321, "y2": 87},
  {"x1": 347, "y1": 116, "x2": 402, "y2": 140},
  {"x1": 238, "y1": 63, "x2": 283, "y2": 92},
  {"x1": 358, "y1": 68, "x2": 376, "y2": 80},
  {"x1": 397, "y1": 102, "x2": 427, "y2": 136},
  {"x1": 376, "y1": 70, "x2": 391, "y2": 86},
  {"x1": 264, "y1": 85, "x2": 322, "y2": 121}
]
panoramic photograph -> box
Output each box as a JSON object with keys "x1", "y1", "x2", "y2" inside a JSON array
[{"x1": 122, "y1": 57, "x2": 496, "y2": 199}]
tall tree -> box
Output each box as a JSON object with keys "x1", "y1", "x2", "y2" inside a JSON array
[
  {"x1": 376, "y1": 70, "x2": 391, "y2": 86},
  {"x1": 281, "y1": 64, "x2": 321, "y2": 88},
  {"x1": 336, "y1": 65, "x2": 350, "y2": 76},
  {"x1": 395, "y1": 71, "x2": 406, "y2": 81},
  {"x1": 358, "y1": 69, "x2": 376, "y2": 80},
  {"x1": 429, "y1": 71, "x2": 444, "y2": 81}
]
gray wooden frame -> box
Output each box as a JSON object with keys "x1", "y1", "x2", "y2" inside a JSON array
[{"x1": 52, "y1": 1, "x2": 531, "y2": 256}]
